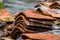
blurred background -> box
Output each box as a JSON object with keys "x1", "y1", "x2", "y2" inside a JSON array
[{"x1": 4, "y1": 0, "x2": 45, "y2": 14}]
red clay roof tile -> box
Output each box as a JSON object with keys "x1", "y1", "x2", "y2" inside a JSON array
[
  {"x1": 22, "y1": 33, "x2": 60, "y2": 40},
  {"x1": 23, "y1": 10, "x2": 55, "y2": 20},
  {"x1": 0, "y1": 9, "x2": 13, "y2": 16}
]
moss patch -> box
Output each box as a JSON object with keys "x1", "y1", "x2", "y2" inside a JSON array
[{"x1": 0, "y1": 2, "x2": 4, "y2": 10}]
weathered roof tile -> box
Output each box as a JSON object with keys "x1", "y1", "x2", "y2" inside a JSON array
[
  {"x1": 23, "y1": 10, "x2": 55, "y2": 20},
  {"x1": 22, "y1": 33, "x2": 60, "y2": 40}
]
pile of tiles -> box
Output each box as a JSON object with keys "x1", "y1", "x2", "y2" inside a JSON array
[
  {"x1": 10, "y1": 10, "x2": 55, "y2": 34},
  {"x1": 35, "y1": 3, "x2": 60, "y2": 24},
  {"x1": 9, "y1": 10, "x2": 55, "y2": 38},
  {"x1": 1, "y1": 1, "x2": 60, "y2": 40},
  {"x1": 15, "y1": 10, "x2": 55, "y2": 32},
  {"x1": 0, "y1": 3, "x2": 60, "y2": 40},
  {"x1": 0, "y1": 3, "x2": 59, "y2": 40},
  {"x1": 0, "y1": 9, "x2": 15, "y2": 30},
  {"x1": 0, "y1": 9, "x2": 15, "y2": 37}
]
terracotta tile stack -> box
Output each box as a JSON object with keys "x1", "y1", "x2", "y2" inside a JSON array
[
  {"x1": 1, "y1": 2, "x2": 59, "y2": 40},
  {"x1": 14, "y1": 10, "x2": 55, "y2": 33},
  {"x1": 35, "y1": 4, "x2": 60, "y2": 24},
  {"x1": 0, "y1": 9, "x2": 15, "y2": 28},
  {"x1": 0, "y1": 9, "x2": 15, "y2": 37},
  {"x1": 0, "y1": 9, "x2": 15, "y2": 29}
]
